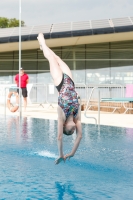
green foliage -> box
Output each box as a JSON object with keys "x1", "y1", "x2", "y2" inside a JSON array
[
  {"x1": 0, "y1": 17, "x2": 8, "y2": 28},
  {"x1": 0, "y1": 17, "x2": 25, "y2": 28}
]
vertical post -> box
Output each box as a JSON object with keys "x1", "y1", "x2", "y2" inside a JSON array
[
  {"x1": 5, "y1": 88, "x2": 6, "y2": 116},
  {"x1": 73, "y1": 50, "x2": 76, "y2": 81},
  {"x1": 45, "y1": 84, "x2": 47, "y2": 103},
  {"x1": 19, "y1": 0, "x2": 22, "y2": 118},
  {"x1": 73, "y1": 50, "x2": 76, "y2": 70},
  {"x1": 98, "y1": 89, "x2": 100, "y2": 126}
]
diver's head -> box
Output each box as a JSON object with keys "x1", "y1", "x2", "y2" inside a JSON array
[{"x1": 63, "y1": 119, "x2": 76, "y2": 136}]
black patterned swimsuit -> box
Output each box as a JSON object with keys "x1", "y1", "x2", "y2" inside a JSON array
[{"x1": 56, "y1": 73, "x2": 79, "y2": 119}]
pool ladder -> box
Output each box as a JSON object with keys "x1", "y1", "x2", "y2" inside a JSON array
[{"x1": 84, "y1": 87, "x2": 100, "y2": 126}]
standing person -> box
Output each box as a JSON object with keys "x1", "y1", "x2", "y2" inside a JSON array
[
  {"x1": 37, "y1": 33, "x2": 82, "y2": 164},
  {"x1": 15, "y1": 68, "x2": 29, "y2": 111}
]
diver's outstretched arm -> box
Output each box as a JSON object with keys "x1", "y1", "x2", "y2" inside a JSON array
[
  {"x1": 55, "y1": 107, "x2": 66, "y2": 165},
  {"x1": 65, "y1": 120, "x2": 82, "y2": 160}
]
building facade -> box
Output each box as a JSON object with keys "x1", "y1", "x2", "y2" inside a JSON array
[{"x1": 0, "y1": 17, "x2": 133, "y2": 86}]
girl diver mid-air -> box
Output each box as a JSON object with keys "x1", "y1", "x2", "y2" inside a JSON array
[{"x1": 37, "y1": 33, "x2": 82, "y2": 164}]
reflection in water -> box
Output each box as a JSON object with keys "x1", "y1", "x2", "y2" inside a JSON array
[
  {"x1": 126, "y1": 127, "x2": 133, "y2": 138},
  {"x1": 7, "y1": 116, "x2": 29, "y2": 142},
  {"x1": 21, "y1": 117, "x2": 28, "y2": 140},
  {"x1": 83, "y1": 124, "x2": 101, "y2": 145},
  {"x1": 48, "y1": 120, "x2": 57, "y2": 144},
  {"x1": 55, "y1": 182, "x2": 80, "y2": 200},
  {"x1": 7, "y1": 116, "x2": 20, "y2": 142}
]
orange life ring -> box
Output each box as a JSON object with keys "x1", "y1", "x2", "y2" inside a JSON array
[{"x1": 7, "y1": 91, "x2": 19, "y2": 112}]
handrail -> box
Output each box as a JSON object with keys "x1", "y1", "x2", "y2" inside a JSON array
[
  {"x1": 28, "y1": 83, "x2": 56, "y2": 108},
  {"x1": 86, "y1": 84, "x2": 124, "y2": 111},
  {"x1": 84, "y1": 84, "x2": 124, "y2": 125},
  {"x1": 75, "y1": 83, "x2": 87, "y2": 102},
  {"x1": 84, "y1": 86, "x2": 97, "y2": 125}
]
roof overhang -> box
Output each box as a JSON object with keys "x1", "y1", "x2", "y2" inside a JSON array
[
  {"x1": 0, "y1": 31, "x2": 133, "y2": 52},
  {"x1": 0, "y1": 16, "x2": 133, "y2": 52}
]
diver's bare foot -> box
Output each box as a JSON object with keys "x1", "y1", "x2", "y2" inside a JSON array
[{"x1": 37, "y1": 33, "x2": 45, "y2": 50}]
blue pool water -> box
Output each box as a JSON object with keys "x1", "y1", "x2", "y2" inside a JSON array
[{"x1": 0, "y1": 115, "x2": 133, "y2": 200}]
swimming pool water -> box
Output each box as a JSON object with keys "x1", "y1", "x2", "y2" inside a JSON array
[{"x1": 0, "y1": 115, "x2": 133, "y2": 200}]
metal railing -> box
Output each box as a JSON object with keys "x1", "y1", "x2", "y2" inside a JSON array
[
  {"x1": 85, "y1": 84, "x2": 124, "y2": 113},
  {"x1": 84, "y1": 84, "x2": 124, "y2": 125},
  {"x1": 84, "y1": 88, "x2": 102, "y2": 125},
  {"x1": 28, "y1": 83, "x2": 88, "y2": 108},
  {"x1": 28, "y1": 83, "x2": 48, "y2": 107},
  {"x1": 75, "y1": 83, "x2": 87, "y2": 102},
  {"x1": 1, "y1": 83, "x2": 133, "y2": 117}
]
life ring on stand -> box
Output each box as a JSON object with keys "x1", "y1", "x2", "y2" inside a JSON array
[{"x1": 7, "y1": 91, "x2": 19, "y2": 112}]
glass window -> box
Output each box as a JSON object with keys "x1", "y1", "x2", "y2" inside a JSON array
[{"x1": 0, "y1": 41, "x2": 133, "y2": 86}]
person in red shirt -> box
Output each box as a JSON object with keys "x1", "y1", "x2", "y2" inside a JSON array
[{"x1": 15, "y1": 68, "x2": 29, "y2": 111}]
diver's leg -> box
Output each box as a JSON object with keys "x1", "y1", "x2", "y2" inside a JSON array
[
  {"x1": 37, "y1": 33, "x2": 73, "y2": 83},
  {"x1": 37, "y1": 33, "x2": 62, "y2": 86}
]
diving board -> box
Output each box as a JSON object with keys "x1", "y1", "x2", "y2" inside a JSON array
[
  {"x1": 101, "y1": 97, "x2": 133, "y2": 102},
  {"x1": 101, "y1": 97, "x2": 133, "y2": 114}
]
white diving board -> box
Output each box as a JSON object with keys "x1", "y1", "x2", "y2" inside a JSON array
[
  {"x1": 101, "y1": 98, "x2": 133, "y2": 102},
  {"x1": 101, "y1": 98, "x2": 133, "y2": 114}
]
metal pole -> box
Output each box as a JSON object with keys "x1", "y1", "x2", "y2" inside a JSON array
[
  {"x1": 5, "y1": 88, "x2": 6, "y2": 116},
  {"x1": 19, "y1": 0, "x2": 22, "y2": 118},
  {"x1": 98, "y1": 89, "x2": 100, "y2": 126},
  {"x1": 84, "y1": 86, "x2": 97, "y2": 125}
]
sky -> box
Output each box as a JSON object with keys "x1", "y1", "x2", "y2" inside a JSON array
[{"x1": 0, "y1": 0, "x2": 133, "y2": 26}]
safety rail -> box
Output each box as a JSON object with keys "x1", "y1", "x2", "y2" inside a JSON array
[
  {"x1": 1, "y1": 83, "x2": 130, "y2": 117},
  {"x1": 75, "y1": 83, "x2": 87, "y2": 105},
  {"x1": 28, "y1": 83, "x2": 87, "y2": 108},
  {"x1": 28, "y1": 83, "x2": 48, "y2": 107},
  {"x1": 84, "y1": 84, "x2": 124, "y2": 126},
  {"x1": 84, "y1": 87, "x2": 101, "y2": 125},
  {"x1": 85, "y1": 84, "x2": 124, "y2": 113}
]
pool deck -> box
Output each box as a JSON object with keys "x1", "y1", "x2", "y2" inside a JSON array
[{"x1": 0, "y1": 103, "x2": 133, "y2": 128}]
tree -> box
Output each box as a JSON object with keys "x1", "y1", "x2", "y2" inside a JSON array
[
  {"x1": 0, "y1": 17, "x2": 25, "y2": 28},
  {"x1": 8, "y1": 18, "x2": 25, "y2": 27},
  {"x1": 0, "y1": 17, "x2": 9, "y2": 28}
]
